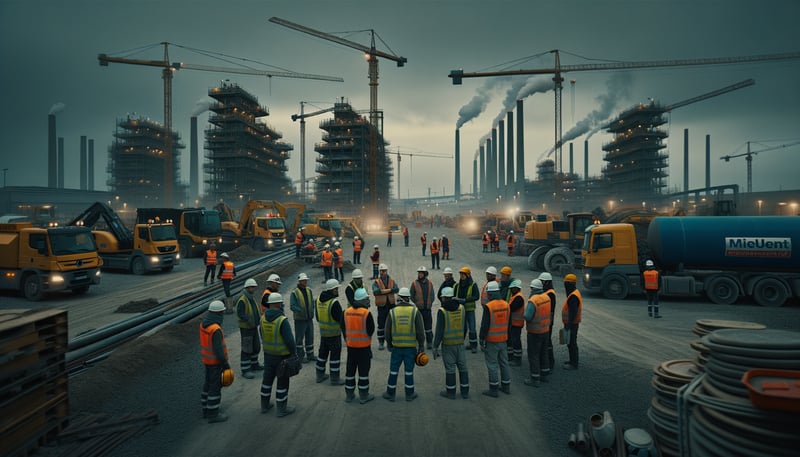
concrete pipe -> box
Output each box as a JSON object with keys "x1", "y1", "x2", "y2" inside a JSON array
[{"x1": 590, "y1": 410, "x2": 616, "y2": 450}]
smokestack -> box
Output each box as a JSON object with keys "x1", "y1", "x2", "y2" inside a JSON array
[
  {"x1": 516, "y1": 99, "x2": 525, "y2": 195},
  {"x1": 487, "y1": 136, "x2": 494, "y2": 197},
  {"x1": 80, "y1": 135, "x2": 87, "y2": 190},
  {"x1": 506, "y1": 111, "x2": 514, "y2": 194},
  {"x1": 684, "y1": 129, "x2": 689, "y2": 192},
  {"x1": 569, "y1": 142, "x2": 574, "y2": 175},
  {"x1": 584, "y1": 140, "x2": 589, "y2": 181},
  {"x1": 191, "y1": 116, "x2": 199, "y2": 200},
  {"x1": 705, "y1": 134, "x2": 711, "y2": 190},
  {"x1": 473, "y1": 159, "x2": 478, "y2": 197},
  {"x1": 57, "y1": 137, "x2": 64, "y2": 189},
  {"x1": 88, "y1": 139, "x2": 95, "y2": 190},
  {"x1": 479, "y1": 145, "x2": 485, "y2": 198},
  {"x1": 498, "y1": 120, "x2": 505, "y2": 194},
  {"x1": 48, "y1": 114, "x2": 57, "y2": 187},
  {"x1": 455, "y1": 129, "x2": 461, "y2": 199}
]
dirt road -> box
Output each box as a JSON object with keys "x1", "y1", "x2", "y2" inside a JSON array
[{"x1": 45, "y1": 229, "x2": 800, "y2": 457}]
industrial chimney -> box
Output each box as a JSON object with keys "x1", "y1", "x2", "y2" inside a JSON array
[
  {"x1": 472, "y1": 158, "x2": 477, "y2": 198},
  {"x1": 584, "y1": 140, "x2": 589, "y2": 181},
  {"x1": 191, "y1": 116, "x2": 199, "y2": 200},
  {"x1": 454, "y1": 129, "x2": 461, "y2": 199},
  {"x1": 88, "y1": 139, "x2": 95, "y2": 190},
  {"x1": 80, "y1": 136, "x2": 87, "y2": 190},
  {"x1": 516, "y1": 99, "x2": 525, "y2": 196},
  {"x1": 506, "y1": 111, "x2": 514, "y2": 194},
  {"x1": 498, "y1": 120, "x2": 505, "y2": 194},
  {"x1": 48, "y1": 114, "x2": 57, "y2": 188},
  {"x1": 57, "y1": 137, "x2": 64, "y2": 189},
  {"x1": 479, "y1": 145, "x2": 485, "y2": 198}
]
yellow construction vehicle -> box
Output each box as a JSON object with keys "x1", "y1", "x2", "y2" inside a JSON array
[
  {"x1": 0, "y1": 222, "x2": 102, "y2": 300},
  {"x1": 136, "y1": 207, "x2": 222, "y2": 258},
  {"x1": 215, "y1": 200, "x2": 288, "y2": 251},
  {"x1": 273, "y1": 201, "x2": 306, "y2": 235},
  {"x1": 522, "y1": 212, "x2": 597, "y2": 274},
  {"x1": 301, "y1": 213, "x2": 343, "y2": 240}
]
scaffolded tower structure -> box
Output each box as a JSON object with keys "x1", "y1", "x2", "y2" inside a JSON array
[
  {"x1": 601, "y1": 102, "x2": 668, "y2": 201},
  {"x1": 314, "y1": 100, "x2": 391, "y2": 213},
  {"x1": 204, "y1": 82, "x2": 292, "y2": 203},
  {"x1": 107, "y1": 115, "x2": 185, "y2": 208}
]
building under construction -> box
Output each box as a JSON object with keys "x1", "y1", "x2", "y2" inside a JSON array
[
  {"x1": 204, "y1": 82, "x2": 292, "y2": 203},
  {"x1": 601, "y1": 102, "x2": 669, "y2": 201},
  {"x1": 314, "y1": 100, "x2": 391, "y2": 213},
  {"x1": 107, "y1": 115, "x2": 185, "y2": 208}
]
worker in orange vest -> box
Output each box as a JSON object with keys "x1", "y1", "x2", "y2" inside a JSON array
[
  {"x1": 217, "y1": 253, "x2": 236, "y2": 313},
  {"x1": 200, "y1": 299, "x2": 230, "y2": 423},
  {"x1": 420, "y1": 232, "x2": 427, "y2": 256},
  {"x1": 430, "y1": 237, "x2": 440, "y2": 270},
  {"x1": 352, "y1": 236, "x2": 363, "y2": 264},
  {"x1": 203, "y1": 243, "x2": 218, "y2": 286},
  {"x1": 538, "y1": 272, "x2": 557, "y2": 369},
  {"x1": 506, "y1": 231, "x2": 515, "y2": 256},
  {"x1": 320, "y1": 244, "x2": 334, "y2": 282},
  {"x1": 643, "y1": 260, "x2": 662, "y2": 318},
  {"x1": 294, "y1": 227, "x2": 305, "y2": 259},
  {"x1": 523, "y1": 279, "x2": 552, "y2": 386},
  {"x1": 341, "y1": 288, "x2": 375, "y2": 403},
  {"x1": 369, "y1": 245, "x2": 381, "y2": 280},
  {"x1": 333, "y1": 242, "x2": 345, "y2": 282},
  {"x1": 561, "y1": 274, "x2": 582, "y2": 370},
  {"x1": 506, "y1": 279, "x2": 525, "y2": 366},
  {"x1": 260, "y1": 274, "x2": 282, "y2": 312},
  {"x1": 481, "y1": 232, "x2": 489, "y2": 253},
  {"x1": 387, "y1": 229, "x2": 393, "y2": 247},
  {"x1": 479, "y1": 281, "x2": 511, "y2": 397},
  {"x1": 371, "y1": 263, "x2": 398, "y2": 350},
  {"x1": 403, "y1": 226, "x2": 409, "y2": 247}
]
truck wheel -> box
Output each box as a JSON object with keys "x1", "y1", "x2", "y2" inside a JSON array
[
  {"x1": 527, "y1": 246, "x2": 549, "y2": 271},
  {"x1": 131, "y1": 257, "x2": 146, "y2": 275},
  {"x1": 705, "y1": 276, "x2": 739, "y2": 305},
  {"x1": 161, "y1": 266, "x2": 174, "y2": 272},
  {"x1": 72, "y1": 286, "x2": 90, "y2": 295},
  {"x1": 252, "y1": 238, "x2": 265, "y2": 251},
  {"x1": 752, "y1": 277, "x2": 789, "y2": 307},
  {"x1": 544, "y1": 247, "x2": 573, "y2": 273},
  {"x1": 23, "y1": 274, "x2": 44, "y2": 301},
  {"x1": 180, "y1": 240, "x2": 192, "y2": 259},
  {"x1": 601, "y1": 274, "x2": 629, "y2": 300}
]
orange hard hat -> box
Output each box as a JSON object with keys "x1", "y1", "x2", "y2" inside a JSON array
[
  {"x1": 415, "y1": 352, "x2": 429, "y2": 367},
  {"x1": 221, "y1": 368, "x2": 235, "y2": 387}
]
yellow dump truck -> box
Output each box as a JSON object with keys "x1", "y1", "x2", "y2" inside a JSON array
[{"x1": 0, "y1": 222, "x2": 102, "y2": 300}]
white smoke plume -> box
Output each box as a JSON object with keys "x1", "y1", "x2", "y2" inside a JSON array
[
  {"x1": 192, "y1": 99, "x2": 214, "y2": 116},
  {"x1": 491, "y1": 76, "x2": 552, "y2": 125},
  {"x1": 455, "y1": 77, "x2": 511, "y2": 129},
  {"x1": 49, "y1": 102, "x2": 66, "y2": 115}
]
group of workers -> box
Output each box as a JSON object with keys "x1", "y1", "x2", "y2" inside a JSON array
[
  {"x1": 481, "y1": 230, "x2": 516, "y2": 256},
  {"x1": 200, "y1": 260, "x2": 583, "y2": 423}
]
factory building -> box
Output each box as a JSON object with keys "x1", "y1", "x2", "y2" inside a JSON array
[
  {"x1": 107, "y1": 115, "x2": 186, "y2": 208},
  {"x1": 601, "y1": 103, "x2": 669, "y2": 201},
  {"x1": 314, "y1": 100, "x2": 391, "y2": 213},
  {"x1": 204, "y1": 81, "x2": 292, "y2": 203}
]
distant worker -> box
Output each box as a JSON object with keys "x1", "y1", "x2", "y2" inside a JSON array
[
  {"x1": 341, "y1": 287, "x2": 376, "y2": 404},
  {"x1": 320, "y1": 244, "x2": 333, "y2": 281},
  {"x1": 387, "y1": 228, "x2": 393, "y2": 247},
  {"x1": 492, "y1": 231, "x2": 500, "y2": 253},
  {"x1": 441, "y1": 234, "x2": 450, "y2": 260},
  {"x1": 643, "y1": 260, "x2": 662, "y2": 318},
  {"x1": 352, "y1": 235, "x2": 363, "y2": 264},
  {"x1": 432, "y1": 286, "x2": 469, "y2": 399},
  {"x1": 372, "y1": 264, "x2": 398, "y2": 350},
  {"x1": 294, "y1": 227, "x2": 305, "y2": 259},
  {"x1": 237, "y1": 278, "x2": 264, "y2": 379},
  {"x1": 333, "y1": 242, "x2": 345, "y2": 282},
  {"x1": 200, "y1": 300, "x2": 231, "y2": 423},
  {"x1": 403, "y1": 226, "x2": 409, "y2": 247},
  {"x1": 260, "y1": 274, "x2": 282, "y2": 313},
  {"x1": 290, "y1": 273, "x2": 315, "y2": 363},
  {"x1": 506, "y1": 279, "x2": 525, "y2": 366},
  {"x1": 382, "y1": 287, "x2": 425, "y2": 402},
  {"x1": 481, "y1": 232, "x2": 489, "y2": 253},
  {"x1": 479, "y1": 282, "x2": 511, "y2": 397},
  {"x1": 203, "y1": 243, "x2": 218, "y2": 287},
  {"x1": 453, "y1": 266, "x2": 480, "y2": 353},
  {"x1": 538, "y1": 272, "x2": 557, "y2": 369},
  {"x1": 217, "y1": 253, "x2": 235, "y2": 313},
  {"x1": 315, "y1": 279, "x2": 345, "y2": 386},
  {"x1": 370, "y1": 245, "x2": 381, "y2": 280},
  {"x1": 410, "y1": 266, "x2": 436, "y2": 349},
  {"x1": 506, "y1": 231, "x2": 515, "y2": 256},
  {"x1": 562, "y1": 274, "x2": 582, "y2": 370},
  {"x1": 421, "y1": 232, "x2": 428, "y2": 256},
  {"x1": 437, "y1": 267, "x2": 456, "y2": 303},
  {"x1": 430, "y1": 237, "x2": 440, "y2": 270},
  {"x1": 345, "y1": 269, "x2": 366, "y2": 308},
  {"x1": 303, "y1": 238, "x2": 317, "y2": 263},
  {"x1": 259, "y1": 293, "x2": 298, "y2": 417},
  {"x1": 524, "y1": 279, "x2": 552, "y2": 387}
]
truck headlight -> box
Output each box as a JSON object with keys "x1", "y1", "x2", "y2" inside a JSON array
[
  {"x1": 95, "y1": 270, "x2": 102, "y2": 278},
  {"x1": 176, "y1": 253, "x2": 181, "y2": 260},
  {"x1": 150, "y1": 256, "x2": 160, "y2": 264},
  {"x1": 268, "y1": 239, "x2": 273, "y2": 245},
  {"x1": 50, "y1": 274, "x2": 65, "y2": 285},
  {"x1": 583, "y1": 272, "x2": 590, "y2": 283}
]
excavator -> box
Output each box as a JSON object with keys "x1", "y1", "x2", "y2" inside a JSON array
[
  {"x1": 215, "y1": 200, "x2": 288, "y2": 251},
  {"x1": 69, "y1": 202, "x2": 180, "y2": 274}
]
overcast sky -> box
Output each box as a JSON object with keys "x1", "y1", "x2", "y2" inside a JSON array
[{"x1": 1, "y1": 0, "x2": 799, "y2": 202}]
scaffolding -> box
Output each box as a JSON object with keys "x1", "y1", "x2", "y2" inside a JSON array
[
  {"x1": 203, "y1": 82, "x2": 292, "y2": 203},
  {"x1": 314, "y1": 100, "x2": 392, "y2": 214},
  {"x1": 107, "y1": 115, "x2": 185, "y2": 208}
]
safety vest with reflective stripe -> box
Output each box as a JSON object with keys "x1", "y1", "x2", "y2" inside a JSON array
[
  {"x1": 430, "y1": 240, "x2": 439, "y2": 254},
  {"x1": 316, "y1": 297, "x2": 341, "y2": 337},
  {"x1": 453, "y1": 282, "x2": 476, "y2": 312},
  {"x1": 353, "y1": 239, "x2": 363, "y2": 252},
  {"x1": 507, "y1": 234, "x2": 515, "y2": 247},
  {"x1": 440, "y1": 305, "x2": 465, "y2": 346},
  {"x1": 412, "y1": 279, "x2": 435, "y2": 309},
  {"x1": 335, "y1": 248, "x2": 344, "y2": 268},
  {"x1": 344, "y1": 307, "x2": 371, "y2": 348},
  {"x1": 220, "y1": 261, "x2": 234, "y2": 279},
  {"x1": 390, "y1": 305, "x2": 418, "y2": 348},
  {"x1": 509, "y1": 292, "x2": 526, "y2": 327},
  {"x1": 260, "y1": 289, "x2": 272, "y2": 313},
  {"x1": 485, "y1": 299, "x2": 510, "y2": 343},
  {"x1": 526, "y1": 293, "x2": 552, "y2": 334},
  {"x1": 562, "y1": 289, "x2": 583, "y2": 325},
  {"x1": 200, "y1": 323, "x2": 228, "y2": 365},
  {"x1": 295, "y1": 231, "x2": 304, "y2": 245},
  {"x1": 236, "y1": 294, "x2": 260, "y2": 329},
  {"x1": 643, "y1": 270, "x2": 659, "y2": 290},
  {"x1": 205, "y1": 250, "x2": 217, "y2": 266},
  {"x1": 261, "y1": 315, "x2": 290, "y2": 355},
  {"x1": 292, "y1": 288, "x2": 314, "y2": 320},
  {"x1": 374, "y1": 277, "x2": 396, "y2": 307},
  {"x1": 321, "y1": 250, "x2": 333, "y2": 267}
]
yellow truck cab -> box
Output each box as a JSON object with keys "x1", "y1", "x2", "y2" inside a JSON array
[{"x1": 0, "y1": 222, "x2": 102, "y2": 301}]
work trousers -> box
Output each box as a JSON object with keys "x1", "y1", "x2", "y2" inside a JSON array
[
  {"x1": 295, "y1": 243, "x2": 302, "y2": 258},
  {"x1": 201, "y1": 364, "x2": 224, "y2": 416},
  {"x1": 323, "y1": 265, "x2": 332, "y2": 281},
  {"x1": 465, "y1": 310, "x2": 477, "y2": 349},
  {"x1": 442, "y1": 248, "x2": 449, "y2": 260},
  {"x1": 353, "y1": 251, "x2": 361, "y2": 264},
  {"x1": 526, "y1": 332, "x2": 550, "y2": 380},
  {"x1": 345, "y1": 346, "x2": 373, "y2": 395},
  {"x1": 441, "y1": 344, "x2": 469, "y2": 396},
  {"x1": 335, "y1": 266, "x2": 344, "y2": 282},
  {"x1": 204, "y1": 265, "x2": 216, "y2": 284},
  {"x1": 386, "y1": 346, "x2": 417, "y2": 397},
  {"x1": 294, "y1": 319, "x2": 314, "y2": 360},
  {"x1": 239, "y1": 327, "x2": 261, "y2": 373},
  {"x1": 507, "y1": 325, "x2": 523, "y2": 360},
  {"x1": 376, "y1": 304, "x2": 394, "y2": 344},
  {"x1": 646, "y1": 291, "x2": 660, "y2": 316},
  {"x1": 566, "y1": 323, "x2": 580, "y2": 367},
  {"x1": 221, "y1": 279, "x2": 232, "y2": 298},
  {"x1": 260, "y1": 353, "x2": 291, "y2": 404},
  {"x1": 387, "y1": 236, "x2": 392, "y2": 247},
  {"x1": 431, "y1": 252, "x2": 440, "y2": 270},
  {"x1": 372, "y1": 263, "x2": 379, "y2": 279},
  {"x1": 484, "y1": 341, "x2": 511, "y2": 391},
  {"x1": 547, "y1": 317, "x2": 555, "y2": 368},
  {"x1": 421, "y1": 244, "x2": 427, "y2": 256},
  {"x1": 317, "y1": 334, "x2": 343, "y2": 378},
  {"x1": 419, "y1": 308, "x2": 433, "y2": 346},
  {"x1": 404, "y1": 236, "x2": 409, "y2": 247}
]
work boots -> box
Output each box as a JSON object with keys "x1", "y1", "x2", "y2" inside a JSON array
[
  {"x1": 500, "y1": 384, "x2": 511, "y2": 395},
  {"x1": 330, "y1": 374, "x2": 345, "y2": 386},
  {"x1": 345, "y1": 390, "x2": 356, "y2": 403},
  {"x1": 242, "y1": 371, "x2": 255, "y2": 379},
  {"x1": 316, "y1": 371, "x2": 330, "y2": 383},
  {"x1": 460, "y1": 371, "x2": 470, "y2": 399},
  {"x1": 260, "y1": 398, "x2": 273, "y2": 413},
  {"x1": 207, "y1": 412, "x2": 228, "y2": 423},
  {"x1": 440, "y1": 389, "x2": 456, "y2": 399},
  {"x1": 276, "y1": 400, "x2": 295, "y2": 418},
  {"x1": 482, "y1": 387, "x2": 499, "y2": 398},
  {"x1": 359, "y1": 389, "x2": 375, "y2": 404}
]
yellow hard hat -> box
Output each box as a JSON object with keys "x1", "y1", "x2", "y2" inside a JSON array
[
  {"x1": 459, "y1": 266, "x2": 471, "y2": 275},
  {"x1": 564, "y1": 273, "x2": 578, "y2": 283},
  {"x1": 500, "y1": 266, "x2": 512, "y2": 276}
]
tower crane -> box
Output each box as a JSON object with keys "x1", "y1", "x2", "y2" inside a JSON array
[
  {"x1": 269, "y1": 17, "x2": 407, "y2": 213},
  {"x1": 721, "y1": 140, "x2": 800, "y2": 192},
  {"x1": 98, "y1": 42, "x2": 344, "y2": 206},
  {"x1": 449, "y1": 50, "x2": 800, "y2": 183},
  {"x1": 394, "y1": 148, "x2": 453, "y2": 200},
  {"x1": 290, "y1": 101, "x2": 338, "y2": 199}
]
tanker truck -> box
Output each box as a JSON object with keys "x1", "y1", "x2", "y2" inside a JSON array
[{"x1": 581, "y1": 216, "x2": 800, "y2": 306}]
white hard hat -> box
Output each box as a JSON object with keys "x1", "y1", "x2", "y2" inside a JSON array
[
  {"x1": 351, "y1": 269, "x2": 363, "y2": 279},
  {"x1": 646, "y1": 260, "x2": 654, "y2": 267},
  {"x1": 417, "y1": 266, "x2": 428, "y2": 273},
  {"x1": 538, "y1": 272, "x2": 553, "y2": 281},
  {"x1": 324, "y1": 244, "x2": 330, "y2": 249},
  {"x1": 244, "y1": 278, "x2": 258, "y2": 288},
  {"x1": 379, "y1": 263, "x2": 388, "y2": 271},
  {"x1": 297, "y1": 273, "x2": 309, "y2": 281},
  {"x1": 354, "y1": 235, "x2": 359, "y2": 240},
  {"x1": 424, "y1": 232, "x2": 427, "y2": 235},
  {"x1": 267, "y1": 274, "x2": 282, "y2": 284},
  {"x1": 510, "y1": 279, "x2": 522, "y2": 289},
  {"x1": 300, "y1": 226, "x2": 305, "y2": 231},
  {"x1": 510, "y1": 230, "x2": 514, "y2": 234},
  {"x1": 398, "y1": 287, "x2": 411, "y2": 297},
  {"x1": 530, "y1": 279, "x2": 543, "y2": 290},
  {"x1": 354, "y1": 288, "x2": 369, "y2": 301},
  {"x1": 334, "y1": 241, "x2": 341, "y2": 247},
  {"x1": 433, "y1": 237, "x2": 438, "y2": 240},
  {"x1": 325, "y1": 278, "x2": 340, "y2": 291},
  {"x1": 442, "y1": 234, "x2": 446, "y2": 238},
  {"x1": 441, "y1": 287, "x2": 455, "y2": 298},
  {"x1": 486, "y1": 282, "x2": 500, "y2": 292},
  {"x1": 373, "y1": 244, "x2": 379, "y2": 249},
  {"x1": 267, "y1": 292, "x2": 283, "y2": 304},
  {"x1": 208, "y1": 300, "x2": 226, "y2": 312},
  {"x1": 220, "y1": 252, "x2": 230, "y2": 259},
  {"x1": 443, "y1": 267, "x2": 453, "y2": 275},
  {"x1": 485, "y1": 266, "x2": 498, "y2": 276}
]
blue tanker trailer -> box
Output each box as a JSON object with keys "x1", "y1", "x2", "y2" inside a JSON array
[{"x1": 581, "y1": 216, "x2": 800, "y2": 306}]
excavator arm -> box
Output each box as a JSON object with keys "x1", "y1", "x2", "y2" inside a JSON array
[{"x1": 68, "y1": 202, "x2": 134, "y2": 250}]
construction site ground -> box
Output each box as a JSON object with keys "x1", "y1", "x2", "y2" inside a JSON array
[{"x1": 14, "y1": 230, "x2": 798, "y2": 457}]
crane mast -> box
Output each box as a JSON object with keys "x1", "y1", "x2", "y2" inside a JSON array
[
  {"x1": 721, "y1": 140, "x2": 800, "y2": 192},
  {"x1": 291, "y1": 102, "x2": 338, "y2": 200}
]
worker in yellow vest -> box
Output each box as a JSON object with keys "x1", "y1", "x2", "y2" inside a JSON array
[
  {"x1": 432, "y1": 287, "x2": 469, "y2": 399},
  {"x1": 315, "y1": 279, "x2": 345, "y2": 385},
  {"x1": 382, "y1": 287, "x2": 425, "y2": 402},
  {"x1": 237, "y1": 278, "x2": 264, "y2": 379},
  {"x1": 259, "y1": 293, "x2": 299, "y2": 417}
]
